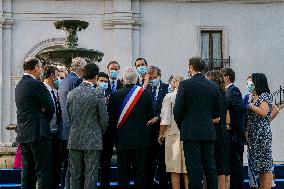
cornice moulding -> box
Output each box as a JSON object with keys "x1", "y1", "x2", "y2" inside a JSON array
[
  {"x1": 3, "y1": 18, "x2": 14, "y2": 28},
  {"x1": 103, "y1": 19, "x2": 142, "y2": 29},
  {"x1": 153, "y1": 0, "x2": 284, "y2": 3}
]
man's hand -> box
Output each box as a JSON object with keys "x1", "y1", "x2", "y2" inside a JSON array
[
  {"x1": 212, "y1": 117, "x2": 220, "y2": 124},
  {"x1": 143, "y1": 73, "x2": 150, "y2": 88},
  {"x1": 147, "y1": 117, "x2": 159, "y2": 125}
]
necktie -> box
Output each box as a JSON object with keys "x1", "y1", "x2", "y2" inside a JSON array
[
  {"x1": 51, "y1": 90, "x2": 61, "y2": 128},
  {"x1": 111, "y1": 80, "x2": 116, "y2": 92},
  {"x1": 151, "y1": 86, "x2": 157, "y2": 106}
]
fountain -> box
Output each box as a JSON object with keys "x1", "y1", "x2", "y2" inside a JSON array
[{"x1": 36, "y1": 20, "x2": 104, "y2": 67}]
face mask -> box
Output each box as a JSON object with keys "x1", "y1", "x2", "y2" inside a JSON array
[
  {"x1": 168, "y1": 85, "x2": 173, "y2": 93},
  {"x1": 137, "y1": 66, "x2": 147, "y2": 75},
  {"x1": 109, "y1": 70, "x2": 119, "y2": 79},
  {"x1": 98, "y1": 82, "x2": 108, "y2": 91},
  {"x1": 54, "y1": 79, "x2": 62, "y2": 89},
  {"x1": 149, "y1": 79, "x2": 159, "y2": 87},
  {"x1": 247, "y1": 81, "x2": 255, "y2": 93}
]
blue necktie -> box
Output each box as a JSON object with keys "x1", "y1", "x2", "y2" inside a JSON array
[{"x1": 111, "y1": 81, "x2": 116, "y2": 92}]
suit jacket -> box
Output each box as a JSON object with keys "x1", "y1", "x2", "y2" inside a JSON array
[
  {"x1": 67, "y1": 82, "x2": 108, "y2": 150},
  {"x1": 226, "y1": 84, "x2": 245, "y2": 145},
  {"x1": 15, "y1": 75, "x2": 55, "y2": 143},
  {"x1": 105, "y1": 79, "x2": 123, "y2": 97},
  {"x1": 58, "y1": 72, "x2": 83, "y2": 140},
  {"x1": 147, "y1": 81, "x2": 168, "y2": 142},
  {"x1": 148, "y1": 81, "x2": 168, "y2": 120},
  {"x1": 174, "y1": 73, "x2": 221, "y2": 141},
  {"x1": 108, "y1": 84, "x2": 154, "y2": 150}
]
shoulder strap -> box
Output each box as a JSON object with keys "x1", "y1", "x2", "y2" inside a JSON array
[{"x1": 117, "y1": 85, "x2": 145, "y2": 129}]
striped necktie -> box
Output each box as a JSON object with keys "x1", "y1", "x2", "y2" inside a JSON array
[
  {"x1": 111, "y1": 80, "x2": 116, "y2": 92},
  {"x1": 51, "y1": 90, "x2": 61, "y2": 128}
]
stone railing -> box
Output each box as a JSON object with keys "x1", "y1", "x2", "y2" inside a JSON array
[
  {"x1": 0, "y1": 147, "x2": 16, "y2": 168},
  {"x1": 272, "y1": 86, "x2": 284, "y2": 110},
  {"x1": 203, "y1": 57, "x2": 230, "y2": 72},
  {"x1": 0, "y1": 124, "x2": 17, "y2": 168}
]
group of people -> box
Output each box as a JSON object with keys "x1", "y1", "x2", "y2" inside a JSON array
[{"x1": 15, "y1": 55, "x2": 279, "y2": 189}]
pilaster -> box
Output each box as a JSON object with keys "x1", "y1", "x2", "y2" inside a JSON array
[
  {"x1": 0, "y1": 0, "x2": 14, "y2": 146},
  {"x1": 102, "y1": 0, "x2": 142, "y2": 70}
]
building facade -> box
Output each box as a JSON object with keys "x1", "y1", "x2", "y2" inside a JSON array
[{"x1": 0, "y1": 0, "x2": 283, "y2": 162}]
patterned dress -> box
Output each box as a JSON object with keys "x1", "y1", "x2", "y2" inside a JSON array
[{"x1": 248, "y1": 92, "x2": 273, "y2": 173}]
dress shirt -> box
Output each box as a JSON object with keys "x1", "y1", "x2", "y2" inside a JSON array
[
  {"x1": 44, "y1": 82, "x2": 60, "y2": 133},
  {"x1": 226, "y1": 83, "x2": 234, "y2": 90},
  {"x1": 82, "y1": 80, "x2": 94, "y2": 87},
  {"x1": 24, "y1": 73, "x2": 36, "y2": 80}
]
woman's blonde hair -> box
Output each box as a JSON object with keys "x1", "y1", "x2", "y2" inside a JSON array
[{"x1": 172, "y1": 75, "x2": 185, "y2": 89}]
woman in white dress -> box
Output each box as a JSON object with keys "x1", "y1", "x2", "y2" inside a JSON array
[{"x1": 158, "y1": 75, "x2": 188, "y2": 189}]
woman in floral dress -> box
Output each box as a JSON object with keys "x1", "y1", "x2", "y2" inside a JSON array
[{"x1": 247, "y1": 73, "x2": 274, "y2": 189}]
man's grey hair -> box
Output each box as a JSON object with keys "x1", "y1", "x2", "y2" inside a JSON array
[
  {"x1": 123, "y1": 67, "x2": 138, "y2": 85},
  {"x1": 147, "y1": 66, "x2": 161, "y2": 77},
  {"x1": 70, "y1": 57, "x2": 87, "y2": 71}
]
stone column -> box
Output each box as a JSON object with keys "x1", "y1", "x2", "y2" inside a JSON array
[
  {"x1": 102, "y1": 0, "x2": 142, "y2": 70},
  {"x1": 0, "y1": 0, "x2": 14, "y2": 146},
  {"x1": 0, "y1": 16, "x2": 4, "y2": 146}
]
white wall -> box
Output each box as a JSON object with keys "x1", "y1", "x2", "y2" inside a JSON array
[
  {"x1": 139, "y1": 1, "x2": 284, "y2": 162},
  {"x1": 139, "y1": 1, "x2": 284, "y2": 93}
]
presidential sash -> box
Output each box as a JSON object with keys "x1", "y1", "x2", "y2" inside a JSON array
[{"x1": 117, "y1": 85, "x2": 145, "y2": 129}]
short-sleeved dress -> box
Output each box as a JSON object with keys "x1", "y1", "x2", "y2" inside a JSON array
[
  {"x1": 248, "y1": 92, "x2": 273, "y2": 173},
  {"x1": 160, "y1": 92, "x2": 187, "y2": 173}
]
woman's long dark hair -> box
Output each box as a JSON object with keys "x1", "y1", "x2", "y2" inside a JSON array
[{"x1": 252, "y1": 73, "x2": 270, "y2": 96}]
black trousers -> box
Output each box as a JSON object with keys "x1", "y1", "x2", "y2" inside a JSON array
[
  {"x1": 20, "y1": 138, "x2": 53, "y2": 189},
  {"x1": 183, "y1": 140, "x2": 217, "y2": 189},
  {"x1": 229, "y1": 143, "x2": 244, "y2": 189},
  {"x1": 51, "y1": 135, "x2": 62, "y2": 189},
  {"x1": 60, "y1": 140, "x2": 70, "y2": 189},
  {"x1": 145, "y1": 141, "x2": 171, "y2": 189},
  {"x1": 117, "y1": 148, "x2": 148, "y2": 189},
  {"x1": 99, "y1": 127, "x2": 115, "y2": 189}
]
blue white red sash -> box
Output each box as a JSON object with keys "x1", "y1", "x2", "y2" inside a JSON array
[{"x1": 117, "y1": 85, "x2": 145, "y2": 129}]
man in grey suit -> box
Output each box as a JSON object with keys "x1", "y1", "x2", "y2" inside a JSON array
[
  {"x1": 67, "y1": 63, "x2": 108, "y2": 189},
  {"x1": 58, "y1": 57, "x2": 87, "y2": 189}
]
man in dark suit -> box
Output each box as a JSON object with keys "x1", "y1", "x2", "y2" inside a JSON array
[
  {"x1": 100, "y1": 61, "x2": 123, "y2": 189},
  {"x1": 108, "y1": 67, "x2": 154, "y2": 189},
  {"x1": 15, "y1": 57, "x2": 55, "y2": 189},
  {"x1": 174, "y1": 57, "x2": 220, "y2": 189},
  {"x1": 135, "y1": 57, "x2": 148, "y2": 87},
  {"x1": 67, "y1": 63, "x2": 108, "y2": 189},
  {"x1": 106, "y1": 60, "x2": 123, "y2": 95},
  {"x1": 42, "y1": 65, "x2": 62, "y2": 189},
  {"x1": 221, "y1": 67, "x2": 245, "y2": 189},
  {"x1": 58, "y1": 57, "x2": 87, "y2": 189},
  {"x1": 144, "y1": 66, "x2": 170, "y2": 189}
]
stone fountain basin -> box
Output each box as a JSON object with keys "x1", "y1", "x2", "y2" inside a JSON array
[{"x1": 37, "y1": 47, "x2": 104, "y2": 67}]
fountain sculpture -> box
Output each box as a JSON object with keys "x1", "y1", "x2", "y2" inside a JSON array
[{"x1": 36, "y1": 20, "x2": 104, "y2": 67}]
